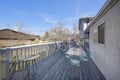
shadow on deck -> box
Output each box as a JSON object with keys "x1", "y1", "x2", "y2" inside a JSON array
[{"x1": 27, "y1": 49, "x2": 106, "y2": 80}]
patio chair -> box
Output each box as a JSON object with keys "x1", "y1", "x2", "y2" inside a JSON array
[
  {"x1": 66, "y1": 54, "x2": 90, "y2": 80},
  {"x1": 66, "y1": 55, "x2": 80, "y2": 79},
  {"x1": 69, "y1": 55, "x2": 81, "y2": 67}
]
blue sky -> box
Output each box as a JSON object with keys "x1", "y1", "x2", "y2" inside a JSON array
[{"x1": 0, "y1": 0, "x2": 106, "y2": 36}]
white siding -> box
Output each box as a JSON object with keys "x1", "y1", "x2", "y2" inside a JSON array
[
  {"x1": 83, "y1": 23, "x2": 87, "y2": 31},
  {"x1": 89, "y1": 1, "x2": 120, "y2": 80}
]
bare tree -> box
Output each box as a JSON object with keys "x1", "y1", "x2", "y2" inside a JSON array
[
  {"x1": 42, "y1": 31, "x2": 50, "y2": 41},
  {"x1": 49, "y1": 22, "x2": 72, "y2": 42},
  {"x1": 15, "y1": 21, "x2": 25, "y2": 32},
  {"x1": 72, "y1": 22, "x2": 81, "y2": 42}
]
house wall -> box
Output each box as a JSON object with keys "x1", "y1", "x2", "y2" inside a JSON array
[
  {"x1": 80, "y1": 20, "x2": 85, "y2": 39},
  {"x1": 84, "y1": 39, "x2": 89, "y2": 48},
  {"x1": 84, "y1": 32, "x2": 89, "y2": 39},
  {"x1": 80, "y1": 21, "x2": 89, "y2": 48},
  {"x1": 80, "y1": 23, "x2": 89, "y2": 39},
  {"x1": 89, "y1": 1, "x2": 120, "y2": 80}
]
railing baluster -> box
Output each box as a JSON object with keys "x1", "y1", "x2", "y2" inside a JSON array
[
  {"x1": 0, "y1": 42, "x2": 63, "y2": 79},
  {"x1": 46, "y1": 45, "x2": 48, "y2": 57},
  {"x1": 16, "y1": 49, "x2": 18, "y2": 71},
  {"x1": 24, "y1": 48, "x2": 26, "y2": 58},
  {"x1": 1, "y1": 52, "x2": 5, "y2": 80}
]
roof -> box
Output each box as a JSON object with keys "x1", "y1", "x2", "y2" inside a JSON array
[
  {"x1": 0, "y1": 29, "x2": 40, "y2": 40},
  {"x1": 85, "y1": 0, "x2": 119, "y2": 32}
]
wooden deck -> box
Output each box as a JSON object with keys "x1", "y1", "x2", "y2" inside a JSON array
[{"x1": 27, "y1": 49, "x2": 106, "y2": 80}]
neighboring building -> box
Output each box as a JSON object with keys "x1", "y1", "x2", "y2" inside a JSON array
[
  {"x1": 0, "y1": 29, "x2": 40, "y2": 48},
  {"x1": 78, "y1": 17, "x2": 94, "y2": 49},
  {"x1": 84, "y1": 0, "x2": 120, "y2": 80}
]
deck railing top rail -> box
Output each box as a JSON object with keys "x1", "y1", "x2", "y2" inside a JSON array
[{"x1": 0, "y1": 41, "x2": 62, "y2": 50}]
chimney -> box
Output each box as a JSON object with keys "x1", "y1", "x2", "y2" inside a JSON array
[{"x1": 14, "y1": 26, "x2": 18, "y2": 31}]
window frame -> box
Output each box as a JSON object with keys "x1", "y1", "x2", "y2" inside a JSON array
[
  {"x1": 97, "y1": 22, "x2": 105, "y2": 44},
  {"x1": 93, "y1": 22, "x2": 105, "y2": 45},
  {"x1": 93, "y1": 27, "x2": 98, "y2": 43}
]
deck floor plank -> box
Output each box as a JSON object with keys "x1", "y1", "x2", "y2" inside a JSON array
[{"x1": 27, "y1": 49, "x2": 106, "y2": 80}]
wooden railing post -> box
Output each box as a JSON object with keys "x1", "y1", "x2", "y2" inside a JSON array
[
  {"x1": 25, "y1": 48, "x2": 27, "y2": 58},
  {"x1": 5, "y1": 48, "x2": 11, "y2": 79},
  {"x1": 45, "y1": 44, "x2": 49, "y2": 57}
]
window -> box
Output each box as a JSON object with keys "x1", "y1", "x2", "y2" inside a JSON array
[{"x1": 98, "y1": 23, "x2": 105, "y2": 44}]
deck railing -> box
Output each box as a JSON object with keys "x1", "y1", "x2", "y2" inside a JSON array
[{"x1": 0, "y1": 42, "x2": 62, "y2": 80}]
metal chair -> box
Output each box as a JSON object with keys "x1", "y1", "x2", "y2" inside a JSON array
[
  {"x1": 69, "y1": 55, "x2": 81, "y2": 67},
  {"x1": 66, "y1": 54, "x2": 90, "y2": 80}
]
